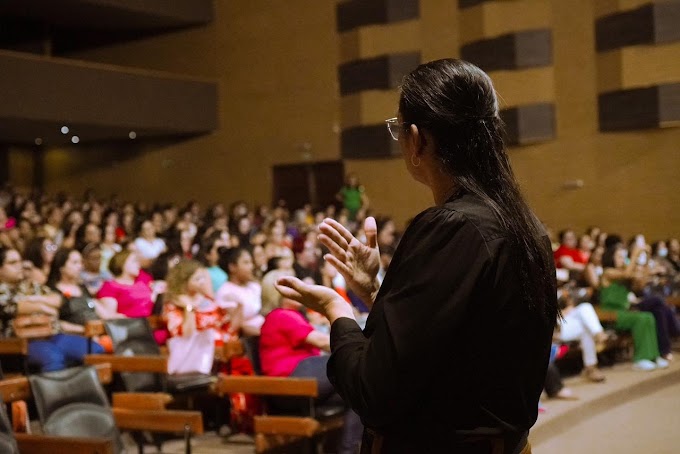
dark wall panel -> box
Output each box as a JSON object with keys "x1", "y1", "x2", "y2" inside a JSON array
[
  {"x1": 596, "y1": 2, "x2": 680, "y2": 52},
  {"x1": 0, "y1": 0, "x2": 213, "y2": 31},
  {"x1": 501, "y1": 103, "x2": 555, "y2": 146},
  {"x1": 598, "y1": 86, "x2": 660, "y2": 131},
  {"x1": 461, "y1": 29, "x2": 552, "y2": 72},
  {"x1": 658, "y1": 83, "x2": 680, "y2": 125},
  {"x1": 337, "y1": 0, "x2": 419, "y2": 33},
  {"x1": 654, "y1": 1, "x2": 680, "y2": 44},
  {"x1": 458, "y1": 0, "x2": 494, "y2": 9},
  {"x1": 339, "y1": 52, "x2": 420, "y2": 96},
  {"x1": 0, "y1": 52, "x2": 218, "y2": 140},
  {"x1": 341, "y1": 124, "x2": 400, "y2": 159}
]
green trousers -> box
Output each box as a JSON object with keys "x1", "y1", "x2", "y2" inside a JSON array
[{"x1": 611, "y1": 310, "x2": 660, "y2": 362}]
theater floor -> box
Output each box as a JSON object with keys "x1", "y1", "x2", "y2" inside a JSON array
[{"x1": 131, "y1": 359, "x2": 680, "y2": 453}]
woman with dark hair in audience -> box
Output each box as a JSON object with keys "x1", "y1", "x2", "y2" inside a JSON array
[
  {"x1": 0, "y1": 246, "x2": 104, "y2": 372},
  {"x1": 48, "y1": 248, "x2": 121, "y2": 326},
  {"x1": 133, "y1": 220, "x2": 167, "y2": 268},
  {"x1": 198, "y1": 232, "x2": 229, "y2": 293},
  {"x1": 80, "y1": 243, "x2": 111, "y2": 296},
  {"x1": 554, "y1": 229, "x2": 587, "y2": 274},
  {"x1": 23, "y1": 236, "x2": 57, "y2": 285},
  {"x1": 584, "y1": 246, "x2": 605, "y2": 290},
  {"x1": 667, "y1": 238, "x2": 680, "y2": 273},
  {"x1": 600, "y1": 245, "x2": 670, "y2": 369},
  {"x1": 215, "y1": 247, "x2": 264, "y2": 336},
  {"x1": 276, "y1": 59, "x2": 557, "y2": 453}
]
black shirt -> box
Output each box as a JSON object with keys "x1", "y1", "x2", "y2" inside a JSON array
[{"x1": 328, "y1": 193, "x2": 556, "y2": 452}]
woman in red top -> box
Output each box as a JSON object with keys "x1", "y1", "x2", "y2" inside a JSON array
[{"x1": 259, "y1": 275, "x2": 362, "y2": 454}]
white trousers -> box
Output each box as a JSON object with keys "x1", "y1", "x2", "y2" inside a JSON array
[{"x1": 558, "y1": 303, "x2": 604, "y2": 367}]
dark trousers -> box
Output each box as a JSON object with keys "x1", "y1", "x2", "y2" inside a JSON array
[
  {"x1": 543, "y1": 362, "x2": 563, "y2": 398},
  {"x1": 638, "y1": 296, "x2": 680, "y2": 356},
  {"x1": 28, "y1": 334, "x2": 104, "y2": 373},
  {"x1": 286, "y1": 355, "x2": 363, "y2": 454}
]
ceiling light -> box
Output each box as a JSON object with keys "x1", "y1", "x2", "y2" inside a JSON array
[
  {"x1": 71, "y1": 135, "x2": 80, "y2": 144},
  {"x1": 34, "y1": 138, "x2": 43, "y2": 145},
  {"x1": 61, "y1": 126, "x2": 69, "y2": 134},
  {"x1": 128, "y1": 131, "x2": 137, "y2": 139}
]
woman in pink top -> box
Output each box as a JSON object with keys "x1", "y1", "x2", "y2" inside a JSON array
[
  {"x1": 215, "y1": 247, "x2": 264, "y2": 336},
  {"x1": 97, "y1": 249, "x2": 154, "y2": 318},
  {"x1": 259, "y1": 276, "x2": 362, "y2": 454}
]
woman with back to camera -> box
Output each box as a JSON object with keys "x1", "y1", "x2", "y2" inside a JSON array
[{"x1": 276, "y1": 59, "x2": 557, "y2": 454}]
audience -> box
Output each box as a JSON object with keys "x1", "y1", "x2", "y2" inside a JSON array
[
  {"x1": 0, "y1": 184, "x2": 678, "y2": 439},
  {"x1": 0, "y1": 246, "x2": 104, "y2": 372}
]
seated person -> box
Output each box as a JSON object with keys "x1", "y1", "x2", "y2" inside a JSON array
[
  {"x1": 259, "y1": 279, "x2": 362, "y2": 454},
  {"x1": 216, "y1": 247, "x2": 264, "y2": 336},
  {"x1": 50, "y1": 247, "x2": 121, "y2": 322},
  {"x1": 0, "y1": 247, "x2": 103, "y2": 372},
  {"x1": 163, "y1": 260, "x2": 228, "y2": 373},
  {"x1": 555, "y1": 288, "x2": 607, "y2": 382},
  {"x1": 544, "y1": 362, "x2": 577, "y2": 400},
  {"x1": 97, "y1": 250, "x2": 154, "y2": 318},
  {"x1": 554, "y1": 229, "x2": 587, "y2": 276},
  {"x1": 601, "y1": 245, "x2": 669, "y2": 370},
  {"x1": 80, "y1": 243, "x2": 112, "y2": 296}
]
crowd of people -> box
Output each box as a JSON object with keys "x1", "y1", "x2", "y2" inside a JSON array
[
  {"x1": 545, "y1": 227, "x2": 680, "y2": 401},
  {"x1": 0, "y1": 185, "x2": 679, "y2": 421}
]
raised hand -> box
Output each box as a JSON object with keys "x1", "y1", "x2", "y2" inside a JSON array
[
  {"x1": 318, "y1": 217, "x2": 380, "y2": 307},
  {"x1": 275, "y1": 276, "x2": 355, "y2": 324}
]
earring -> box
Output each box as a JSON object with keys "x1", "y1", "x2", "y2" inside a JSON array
[{"x1": 411, "y1": 154, "x2": 421, "y2": 167}]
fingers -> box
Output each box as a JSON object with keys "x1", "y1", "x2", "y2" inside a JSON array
[
  {"x1": 275, "y1": 283, "x2": 304, "y2": 302},
  {"x1": 319, "y1": 222, "x2": 350, "y2": 251},
  {"x1": 275, "y1": 276, "x2": 308, "y2": 302},
  {"x1": 319, "y1": 233, "x2": 348, "y2": 261},
  {"x1": 364, "y1": 216, "x2": 378, "y2": 249},
  {"x1": 322, "y1": 218, "x2": 354, "y2": 245},
  {"x1": 324, "y1": 253, "x2": 352, "y2": 276}
]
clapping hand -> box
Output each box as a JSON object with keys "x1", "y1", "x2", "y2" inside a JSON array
[
  {"x1": 318, "y1": 217, "x2": 381, "y2": 307},
  {"x1": 275, "y1": 276, "x2": 355, "y2": 324}
]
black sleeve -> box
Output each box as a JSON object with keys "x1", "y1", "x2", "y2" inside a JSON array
[{"x1": 327, "y1": 208, "x2": 492, "y2": 429}]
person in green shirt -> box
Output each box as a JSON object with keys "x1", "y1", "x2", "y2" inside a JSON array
[
  {"x1": 600, "y1": 244, "x2": 668, "y2": 371},
  {"x1": 336, "y1": 173, "x2": 368, "y2": 222}
]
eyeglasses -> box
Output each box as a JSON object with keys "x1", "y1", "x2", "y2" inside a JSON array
[
  {"x1": 385, "y1": 117, "x2": 410, "y2": 141},
  {"x1": 43, "y1": 243, "x2": 58, "y2": 253}
]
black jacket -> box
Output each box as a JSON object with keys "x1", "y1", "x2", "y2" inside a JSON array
[{"x1": 328, "y1": 193, "x2": 556, "y2": 453}]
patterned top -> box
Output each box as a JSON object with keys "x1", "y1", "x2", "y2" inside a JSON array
[{"x1": 0, "y1": 280, "x2": 55, "y2": 338}]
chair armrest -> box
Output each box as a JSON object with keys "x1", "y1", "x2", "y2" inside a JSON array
[
  {"x1": 214, "y1": 374, "x2": 318, "y2": 397},
  {"x1": 0, "y1": 337, "x2": 28, "y2": 355},
  {"x1": 15, "y1": 433, "x2": 115, "y2": 454},
  {"x1": 84, "y1": 354, "x2": 168, "y2": 373},
  {"x1": 255, "y1": 416, "x2": 319, "y2": 437},
  {"x1": 84, "y1": 320, "x2": 106, "y2": 338},
  {"x1": 0, "y1": 376, "x2": 30, "y2": 402},
  {"x1": 0, "y1": 363, "x2": 111, "y2": 403},
  {"x1": 112, "y1": 408, "x2": 203, "y2": 435},
  {"x1": 112, "y1": 392, "x2": 173, "y2": 410}
]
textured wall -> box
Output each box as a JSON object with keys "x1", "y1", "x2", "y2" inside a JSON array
[{"x1": 14, "y1": 0, "x2": 680, "y2": 239}]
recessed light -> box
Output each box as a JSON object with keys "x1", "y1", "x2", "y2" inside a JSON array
[
  {"x1": 128, "y1": 131, "x2": 137, "y2": 139},
  {"x1": 61, "y1": 126, "x2": 69, "y2": 134},
  {"x1": 71, "y1": 135, "x2": 80, "y2": 144},
  {"x1": 34, "y1": 138, "x2": 43, "y2": 145}
]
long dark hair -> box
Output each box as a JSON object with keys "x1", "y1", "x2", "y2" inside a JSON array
[
  {"x1": 399, "y1": 58, "x2": 556, "y2": 319},
  {"x1": 47, "y1": 247, "x2": 76, "y2": 287}
]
